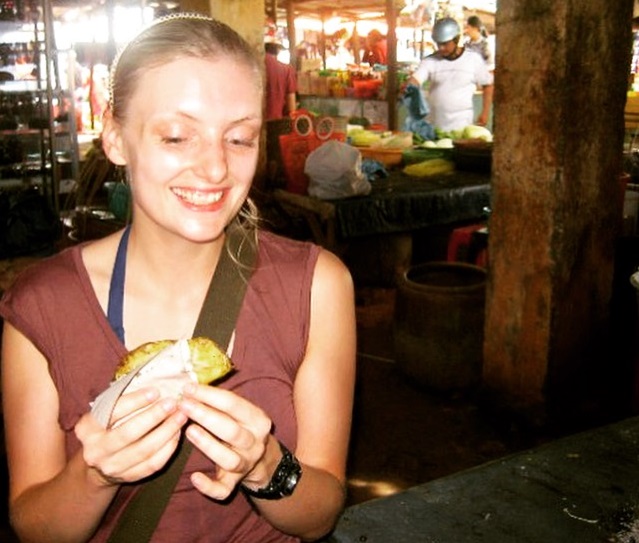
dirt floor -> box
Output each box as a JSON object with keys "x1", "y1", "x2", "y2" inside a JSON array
[
  {"x1": 345, "y1": 287, "x2": 552, "y2": 506},
  {"x1": 346, "y1": 282, "x2": 639, "y2": 508}
]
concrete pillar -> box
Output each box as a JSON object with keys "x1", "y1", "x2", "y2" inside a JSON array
[
  {"x1": 484, "y1": 0, "x2": 634, "y2": 421},
  {"x1": 175, "y1": 0, "x2": 265, "y2": 51},
  {"x1": 206, "y1": 0, "x2": 265, "y2": 51},
  {"x1": 179, "y1": 0, "x2": 210, "y2": 15}
]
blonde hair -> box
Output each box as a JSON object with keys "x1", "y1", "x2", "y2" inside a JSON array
[{"x1": 109, "y1": 13, "x2": 263, "y2": 122}]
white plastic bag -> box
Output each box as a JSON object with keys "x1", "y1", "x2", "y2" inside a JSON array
[{"x1": 304, "y1": 140, "x2": 372, "y2": 199}]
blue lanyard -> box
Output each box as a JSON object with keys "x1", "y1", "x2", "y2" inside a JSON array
[{"x1": 107, "y1": 225, "x2": 131, "y2": 344}]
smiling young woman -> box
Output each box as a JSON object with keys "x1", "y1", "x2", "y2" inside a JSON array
[{"x1": 0, "y1": 13, "x2": 356, "y2": 543}]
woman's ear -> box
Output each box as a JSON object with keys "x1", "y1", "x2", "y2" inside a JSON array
[{"x1": 101, "y1": 109, "x2": 127, "y2": 166}]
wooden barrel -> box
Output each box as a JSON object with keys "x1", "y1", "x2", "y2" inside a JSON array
[{"x1": 393, "y1": 262, "x2": 487, "y2": 391}]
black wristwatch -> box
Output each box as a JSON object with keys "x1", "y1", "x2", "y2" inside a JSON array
[{"x1": 242, "y1": 441, "x2": 302, "y2": 500}]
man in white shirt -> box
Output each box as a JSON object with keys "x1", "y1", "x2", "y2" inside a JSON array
[{"x1": 409, "y1": 17, "x2": 494, "y2": 132}]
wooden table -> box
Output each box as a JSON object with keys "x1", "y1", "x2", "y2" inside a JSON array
[{"x1": 272, "y1": 170, "x2": 491, "y2": 254}]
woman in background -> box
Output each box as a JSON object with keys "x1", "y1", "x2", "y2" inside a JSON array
[{"x1": 464, "y1": 15, "x2": 495, "y2": 72}]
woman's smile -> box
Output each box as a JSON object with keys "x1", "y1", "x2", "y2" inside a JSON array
[{"x1": 171, "y1": 187, "x2": 225, "y2": 208}]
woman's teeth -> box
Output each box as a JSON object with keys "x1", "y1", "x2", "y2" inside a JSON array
[{"x1": 172, "y1": 188, "x2": 223, "y2": 205}]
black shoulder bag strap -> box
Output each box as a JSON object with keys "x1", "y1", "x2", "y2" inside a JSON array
[{"x1": 107, "y1": 224, "x2": 257, "y2": 543}]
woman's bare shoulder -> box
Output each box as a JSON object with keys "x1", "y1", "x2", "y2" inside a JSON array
[{"x1": 315, "y1": 247, "x2": 352, "y2": 281}]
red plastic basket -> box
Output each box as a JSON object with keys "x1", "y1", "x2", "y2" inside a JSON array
[{"x1": 278, "y1": 112, "x2": 345, "y2": 194}]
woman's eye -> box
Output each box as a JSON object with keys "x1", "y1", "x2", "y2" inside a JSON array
[
  {"x1": 162, "y1": 135, "x2": 188, "y2": 145},
  {"x1": 227, "y1": 134, "x2": 258, "y2": 149},
  {"x1": 156, "y1": 124, "x2": 195, "y2": 146}
]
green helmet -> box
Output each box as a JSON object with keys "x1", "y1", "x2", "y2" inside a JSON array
[{"x1": 432, "y1": 17, "x2": 461, "y2": 43}]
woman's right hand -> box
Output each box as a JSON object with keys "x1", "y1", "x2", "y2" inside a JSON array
[{"x1": 74, "y1": 388, "x2": 189, "y2": 487}]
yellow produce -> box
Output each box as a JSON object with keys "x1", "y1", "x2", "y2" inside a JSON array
[
  {"x1": 403, "y1": 158, "x2": 455, "y2": 177},
  {"x1": 376, "y1": 131, "x2": 413, "y2": 149},
  {"x1": 348, "y1": 128, "x2": 382, "y2": 147}
]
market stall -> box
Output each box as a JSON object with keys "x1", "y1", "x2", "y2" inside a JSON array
[
  {"x1": 273, "y1": 169, "x2": 490, "y2": 250},
  {"x1": 263, "y1": 95, "x2": 494, "y2": 289},
  {"x1": 273, "y1": 0, "x2": 404, "y2": 130},
  {"x1": 274, "y1": 0, "x2": 497, "y2": 130}
]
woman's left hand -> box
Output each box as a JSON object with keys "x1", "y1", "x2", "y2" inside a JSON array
[{"x1": 178, "y1": 383, "x2": 274, "y2": 500}]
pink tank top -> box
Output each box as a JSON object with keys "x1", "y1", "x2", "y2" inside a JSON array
[{"x1": 0, "y1": 230, "x2": 320, "y2": 542}]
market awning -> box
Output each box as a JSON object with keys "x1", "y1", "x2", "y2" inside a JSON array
[{"x1": 277, "y1": 0, "x2": 393, "y2": 21}]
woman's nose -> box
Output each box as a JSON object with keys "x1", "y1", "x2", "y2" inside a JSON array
[{"x1": 194, "y1": 140, "x2": 228, "y2": 182}]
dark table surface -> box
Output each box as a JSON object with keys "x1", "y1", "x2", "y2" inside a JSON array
[
  {"x1": 326, "y1": 415, "x2": 639, "y2": 542},
  {"x1": 330, "y1": 170, "x2": 491, "y2": 238}
]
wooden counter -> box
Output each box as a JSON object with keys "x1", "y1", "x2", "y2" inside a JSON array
[{"x1": 272, "y1": 170, "x2": 491, "y2": 253}]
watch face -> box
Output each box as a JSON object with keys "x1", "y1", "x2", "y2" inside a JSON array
[{"x1": 282, "y1": 466, "x2": 302, "y2": 496}]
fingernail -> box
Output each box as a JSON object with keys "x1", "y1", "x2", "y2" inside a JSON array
[
  {"x1": 179, "y1": 398, "x2": 194, "y2": 413},
  {"x1": 161, "y1": 398, "x2": 177, "y2": 412},
  {"x1": 183, "y1": 383, "x2": 197, "y2": 396},
  {"x1": 145, "y1": 388, "x2": 160, "y2": 401},
  {"x1": 174, "y1": 411, "x2": 188, "y2": 425},
  {"x1": 185, "y1": 425, "x2": 203, "y2": 443}
]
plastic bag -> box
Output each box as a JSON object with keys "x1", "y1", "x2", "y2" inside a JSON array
[
  {"x1": 278, "y1": 111, "x2": 346, "y2": 194},
  {"x1": 305, "y1": 140, "x2": 372, "y2": 200}
]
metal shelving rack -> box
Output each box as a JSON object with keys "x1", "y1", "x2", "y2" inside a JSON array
[
  {"x1": 38, "y1": 0, "x2": 80, "y2": 213},
  {"x1": 0, "y1": 0, "x2": 80, "y2": 214}
]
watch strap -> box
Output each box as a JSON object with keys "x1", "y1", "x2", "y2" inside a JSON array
[{"x1": 242, "y1": 442, "x2": 302, "y2": 500}]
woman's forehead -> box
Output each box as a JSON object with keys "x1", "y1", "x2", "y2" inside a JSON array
[
  {"x1": 137, "y1": 56, "x2": 258, "y2": 91},
  {"x1": 126, "y1": 57, "x2": 262, "y2": 118}
]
